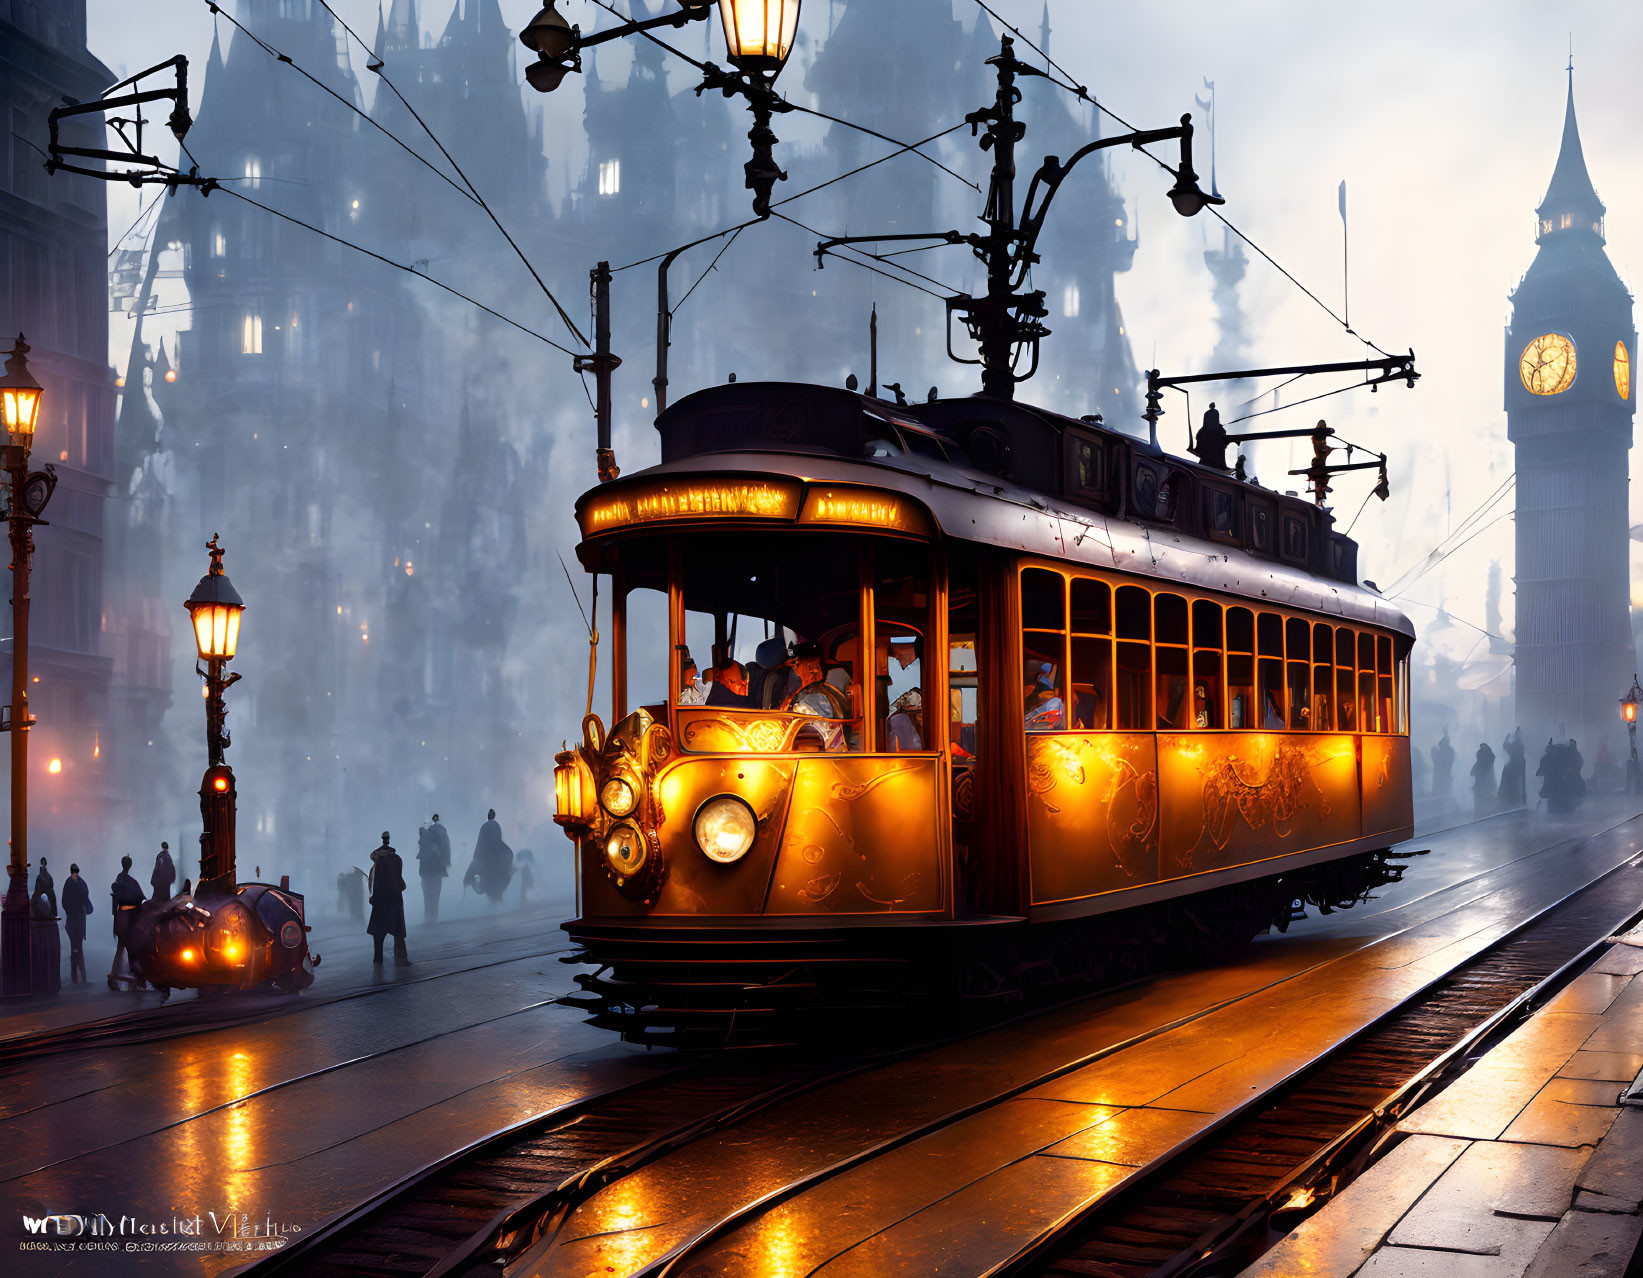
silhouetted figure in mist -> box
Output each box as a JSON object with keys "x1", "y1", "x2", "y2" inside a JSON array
[
  {"x1": 336, "y1": 866, "x2": 366, "y2": 922},
  {"x1": 1471, "y1": 743, "x2": 1497, "y2": 819},
  {"x1": 1537, "y1": 738, "x2": 1587, "y2": 816},
  {"x1": 31, "y1": 857, "x2": 56, "y2": 919},
  {"x1": 1411, "y1": 745, "x2": 1429, "y2": 798},
  {"x1": 516, "y1": 849, "x2": 535, "y2": 905},
  {"x1": 464, "y1": 809, "x2": 514, "y2": 905},
  {"x1": 62, "y1": 863, "x2": 91, "y2": 985},
  {"x1": 367, "y1": 832, "x2": 409, "y2": 966},
  {"x1": 108, "y1": 855, "x2": 146, "y2": 990},
  {"x1": 1499, "y1": 729, "x2": 1527, "y2": 809},
  {"x1": 1190, "y1": 403, "x2": 1230, "y2": 470},
  {"x1": 1430, "y1": 732, "x2": 1456, "y2": 797},
  {"x1": 150, "y1": 841, "x2": 175, "y2": 902},
  {"x1": 417, "y1": 813, "x2": 452, "y2": 925}
]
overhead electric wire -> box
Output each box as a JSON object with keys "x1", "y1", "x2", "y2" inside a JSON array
[
  {"x1": 312, "y1": 0, "x2": 588, "y2": 349},
  {"x1": 1224, "y1": 378, "x2": 1377, "y2": 426},
  {"x1": 210, "y1": 181, "x2": 583, "y2": 358},
  {"x1": 675, "y1": 226, "x2": 744, "y2": 314},
  {"x1": 200, "y1": 0, "x2": 480, "y2": 207},
  {"x1": 108, "y1": 188, "x2": 166, "y2": 259},
  {"x1": 205, "y1": 0, "x2": 588, "y2": 351},
  {"x1": 771, "y1": 211, "x2": 952, "y2": 302},
  {"x1": 1383, "y1": 476, "x2": 1517, "y2": 597},
  {"x1": 609, "y1": 119, "x2": 971, "y2": 274}
]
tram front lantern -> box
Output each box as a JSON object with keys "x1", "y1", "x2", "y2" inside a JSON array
[
  {"x1": 185, "y1": 539, "x2": 244, "y2": 661},
  {"x1": 0, "y1": 333, "x2": 42, "y2": 452},
  {"x1": 718, "y1": 0, "x2": 801, "y2": 79}
]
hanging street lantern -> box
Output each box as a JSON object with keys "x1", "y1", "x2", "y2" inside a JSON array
[{"x1": 1622, "y1": 675, "x2": 1642, "y2": 795}]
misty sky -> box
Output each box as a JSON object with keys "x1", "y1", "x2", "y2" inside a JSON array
[{"x1": 85, "y1": 0, "x2": 1643, "y2": 662}]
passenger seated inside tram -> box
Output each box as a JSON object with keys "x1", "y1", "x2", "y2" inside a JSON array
[
  {"x1": 706, "y1": 659, "x2": 751, "y2": 708},
  {"x1": 677, "y1": 652, "x2": 708, "y2": 706},
  {"x1": 1262, "y1": 688, "x2": 1285, "y2": 729},
  {"x1": 887, "y1": 689, "x2": 924, "y2": 752},
  {"x1": 1025, "y1": 663, "x2": 1065, "y2": 731},
  {"x1": 780, "y1": 640, "x2": 851, "y2": 707}
]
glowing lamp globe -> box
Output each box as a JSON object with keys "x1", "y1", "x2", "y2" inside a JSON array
[
  {"x1": 717, "y1": 0, "x2": 800, "y2": 78},
  {"x1": 1622, "y1": 677, "x2": 1642, "y2": 724},
  {"x1": 185, "y1": 537, "x2": 245, "y2": 661},
  {"x1": 0, "y1": 333, "x2": 43, "y2": 451}
]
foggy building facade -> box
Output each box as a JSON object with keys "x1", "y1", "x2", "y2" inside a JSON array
[
  {"x1": 0, "y1": 0, "x2": 117, "y2": 858},
  {"x1": 1505, "y1": 75, "x2": 1637, "y2": 756}
]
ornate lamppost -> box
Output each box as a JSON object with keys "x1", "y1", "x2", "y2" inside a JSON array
[
  {"x1": 1621, "y1": 675, "x2": 1642, "y2": 796},
  {"x1": 0, "y1": 334, "x2": 54, "y2": 998},
  {"x1": 521, "y1": 0, "x2": 802, "y2": 216},
  {"x1": 184, "y1": 536, "x2": 245, "y2": 887}
]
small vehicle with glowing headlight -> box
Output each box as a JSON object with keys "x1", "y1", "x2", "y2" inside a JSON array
[
  {"x1": 556, "y1": 381, "x2": 1414, "y2": 1047},
  {"x1": 127, "y1": 877, "x2": 317, "y2": 996}
]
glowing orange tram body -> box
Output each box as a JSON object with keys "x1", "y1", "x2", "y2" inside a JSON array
[{"x1": 556, "y1": 382, "x2": 1414, "y2": 1045}]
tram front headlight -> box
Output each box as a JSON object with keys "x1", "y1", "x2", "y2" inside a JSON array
[
  {"x1": 600, "y1": 776, "x2": 637, "y2": 818},
  {"x1": 604, "y1": 822, "x2": 647, "y2": 878},
  {"x1": 694, "y1": 795, "x2": 757, "y2": 864}
]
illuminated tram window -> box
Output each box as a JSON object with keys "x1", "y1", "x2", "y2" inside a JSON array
[
  {"x1": 1070, "y1": 578, "x2": 1112, "y2": 731},
  {"x1": 1335, "y1": 629, "x2": 1357, "y2": 731},
  {"x1": 1192, "y1": 600, "x2": 1223, "y2": 729},
  {"x1": 1312, "y1": 622, "x2": 1334, "y2": 731},
  {"x1": 1358, "y1": 632, "x2": 1376, "y2": 732},
  {"x1": 1378, "y1": 634, "x2": 1394, "y2": 734},
  {"x1": 1285, "y1": 617, "x2": 1311, "y2": 730},
  {"x1": 1227, "y1": 606, "x2": 1255, "y2": 729},
  {"x1": 1114, "y1": 585, "x2": 1152, "y2": 730}
]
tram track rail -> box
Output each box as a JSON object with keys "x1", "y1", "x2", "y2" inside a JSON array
[
  {"x1": 237, "y1": 828, "x2": 1642, "y2": 1278},
  {"x1": 1009, "y1": 850, "x2": 1643, "y2": 1278}
]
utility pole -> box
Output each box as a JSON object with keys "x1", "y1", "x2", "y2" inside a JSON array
[
  {"x1": 579, "y1": 262, "x2": 622, "y2": 483},
  {"x1": 974, "y1": 38, "x2": 1024, "y2": 399}
]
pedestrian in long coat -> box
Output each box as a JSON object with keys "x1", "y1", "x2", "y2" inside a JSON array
[
  {"x1": 150, "y1": 842, "x2": 175, "y2": 902},
  {"x1": 62, "y1": 863, "x2": 91, "y2": 985},
  {"x1": 417, "y1": 814, "x2": 451, "y2": 925},
  {"x1": 108, "y1": 856, "x2": 146, "y2": 990},
  {"x1": 463, "y1": 809, "x2": 514, "y2": 904},
  {"x1": 367, "y1": 832, "x2": 410, "y2": 966},
  {"x1": 32, "y1": 857, "x2": 56, "y2": 919},
  {"x1": 1470, "y1": 742, "x2": 1497, "y2": 819}
]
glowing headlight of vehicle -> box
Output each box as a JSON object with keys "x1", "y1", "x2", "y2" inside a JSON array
[
  {"x1": 604, "y1": 822, "x2": 647, "y2": 877},
  {"x1": 600, "y1": 776, "x2": 637, "y2": 818},
  {"x1": 693, "y1": 795, "x2": 757, "y2": 864}
]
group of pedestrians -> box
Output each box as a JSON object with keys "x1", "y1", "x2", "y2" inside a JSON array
[
  {"x1": 1428, "y1": 724, "x2": 1581, "y2": 820},
  {"x1": 356, "y1": 809, "x2": 533, "y2": 968},
  {"x1": 24, "y1": 842, "x2": 183, "y2": 991}
]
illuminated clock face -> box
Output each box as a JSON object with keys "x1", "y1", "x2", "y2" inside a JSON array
[
  {"x1": 1616, "y1": 341, "x2": 1631, "y2": 401},
  {"x1": 1520, "y1": 333, "x2": 1577, "y2": 396}
]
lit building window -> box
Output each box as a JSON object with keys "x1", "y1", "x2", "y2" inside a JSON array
[
  {"x1": 598, "y1": 158, "x2": 621, "y2": 197},
  {"x1": 242, "y1": 312, "x2": 263, "y2": 355},
  {"x1": 244, "y1": 157, "x2": 261, "y2": 187},
  {"x1": 212, "y1": 229, "x2": 226, "y2": 257},
  {"x1": 1063, "y1": 283, "x2": 1081, "y2": 319},
  {"x1": 1560, "y1": 212, "x2": 1573, "y2": 230}
]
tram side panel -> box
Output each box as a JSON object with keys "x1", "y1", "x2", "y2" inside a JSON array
[{"x1": 1026, "y1": 731, "x2": 1401, "y2": 910}]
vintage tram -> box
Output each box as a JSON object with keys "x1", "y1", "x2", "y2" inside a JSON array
[{"x1": 553, "y1": 380, "x2": 1414, "y2": 1046}]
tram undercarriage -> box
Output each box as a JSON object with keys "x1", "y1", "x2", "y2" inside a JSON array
[{"x1": 560, "y1": 847, "x2": 1414, "y2": 1050}]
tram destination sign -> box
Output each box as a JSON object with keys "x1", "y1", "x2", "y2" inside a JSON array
[{"x1": 578, "y1": 477, "x2": 934, "y2": 538}]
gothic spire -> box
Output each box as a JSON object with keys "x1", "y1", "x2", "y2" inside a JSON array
[{"x1": 1536, "y1": 71, "x2": 1605, "y2": 237}]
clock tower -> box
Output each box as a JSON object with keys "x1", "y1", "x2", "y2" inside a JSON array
[{"x1": 1506, "y1": 74, "x2": 1637, "y2": 755}]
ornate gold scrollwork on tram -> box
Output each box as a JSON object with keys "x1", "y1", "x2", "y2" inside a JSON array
[{"x1": 563, "y1": 708, "x2": 675, "y2": 905}]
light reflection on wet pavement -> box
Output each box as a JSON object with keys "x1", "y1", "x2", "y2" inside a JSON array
[{"x1": 1, "y1": 802, "x2": 1636, "y2": 1275}]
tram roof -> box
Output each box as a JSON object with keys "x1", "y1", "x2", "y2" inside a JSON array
[{"x1": 577, "y1": 382, "x2": 1414, "y2": 641}]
